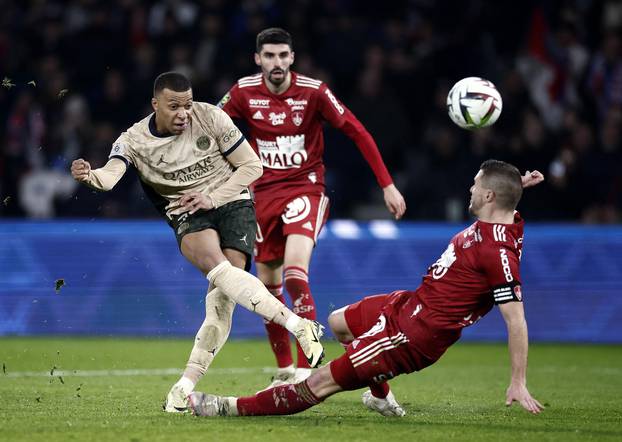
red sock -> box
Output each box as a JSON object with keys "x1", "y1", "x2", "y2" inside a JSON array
[
  {"x1": 263, "y1": 284, "x2": 293, "y2": 368},
  {"x1": 329, "y1": 353, "x2": 367, "y2": 391},
  {"x1": 369, "y1": 382, "x2": 390, "y2": 399},
  {"x1": 329, "y1": 351, "x2": 390, "y2": 398},
  {"x1": 236, "y1": 380, "x2": 322, "y2": 416},
  {"x1": 284, "y1": 266, "x2": 316, "y2": 369}
]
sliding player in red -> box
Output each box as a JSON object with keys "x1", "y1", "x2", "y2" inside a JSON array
[
  {"x1": 218, "y1": 28, "x2": 406, "y2": 386},
  {"x1": 188, "y1": 162, "x2": 545, "y2": 417}
]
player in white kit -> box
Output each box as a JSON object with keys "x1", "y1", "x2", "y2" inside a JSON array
[{"x1": 70, "y1": 72, "x2": 325, "y2": 412}]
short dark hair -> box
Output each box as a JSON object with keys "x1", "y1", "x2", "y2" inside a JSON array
[
  {"x1": 479, "y1": 159, "x2": 523, "y2": 211},
  {"x1": 256, "y1": 27, "x2": 293, "y2": 53},
  {"x1": 153, "y1": 72, "x2": 191, "y2": 97}
]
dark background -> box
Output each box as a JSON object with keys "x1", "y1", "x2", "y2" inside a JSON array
[{"x1": 1, "y1": 0, "x2": 620, "y2": 222}]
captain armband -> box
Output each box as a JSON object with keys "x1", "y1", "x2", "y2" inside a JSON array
[{"x1": 492, "y1": 283, "x2": 523, "y2": 305}]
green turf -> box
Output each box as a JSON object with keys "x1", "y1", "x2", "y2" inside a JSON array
[{"x1": 1, "y1": 338, "x2": 621, "y2": 441}]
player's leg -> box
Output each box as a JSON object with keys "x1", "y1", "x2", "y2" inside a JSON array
[
  {"x1": 188, "y1": 295, "x2": 412, "y2": 417},
  {"x1": 189, "y1": 362, "x2": 345, "y2": 416},
  {"x1": 256, "y1": 259, "x2": 296, "y2": 385},
  {"x1": 164, "y1": 249, "x2": 243, "y2": 412},
  {"x1": 254, "y1": 194, "x2": 298, "y2": 380},
  {"x1": 328, "y1": 297, "x2": 405, "y2": 416},
  {"x1": 280, "y1": 193, "x2": 329, "y2": 380},
  {"x1": 188, "y1": 349, "x2": 382, "y2": 417},
  {"x1": 181, "y1": 228, "x2": 324, "y2": 368},
  {"x1": 186, "y1": 249, "x2": 246, "y2": 381},
  {"x1": 282, "y1": 234, "x2": 316, "y2": 380}
]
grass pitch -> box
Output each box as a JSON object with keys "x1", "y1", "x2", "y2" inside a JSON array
[{"x1": 1, "y1": 338, "x2": 621, "y2": 441}]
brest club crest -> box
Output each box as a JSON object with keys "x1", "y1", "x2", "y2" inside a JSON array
[{"x1": 292, "y1": 111, "x2": 304, "y2": 126}]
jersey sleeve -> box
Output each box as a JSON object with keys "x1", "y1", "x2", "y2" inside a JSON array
[
  {"x1": 217, "y1": 85, "x2": 244, "y2": 119},
  {"x1": 109, "y1": 132, "x2": 135, "y2": 167},
  {"x1": 210, "y1": 106, "x2": 246, "y2": 156},
  {"x1": 480, "y1": 245, "x2": 523, "y2": 304},
  {"x1": 316, "y1": 84, "x2": 393, "y2": 188}
]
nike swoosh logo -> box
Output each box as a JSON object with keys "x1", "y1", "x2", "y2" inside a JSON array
[{"x1": 311, "y1": 326, "x2": 319, "y2": 343}]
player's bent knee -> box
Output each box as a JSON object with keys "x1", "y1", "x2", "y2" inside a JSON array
[{"x1": 328, "y1": 308, "x2": 353, "y2": 343}]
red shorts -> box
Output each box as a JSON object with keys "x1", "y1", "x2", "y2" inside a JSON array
[
  {"x1": 253, "y1": 191, "x2": 330, "y2": 263},
  {"x1": 343, "y1": 293, "x2": 436, "y2": 384}
]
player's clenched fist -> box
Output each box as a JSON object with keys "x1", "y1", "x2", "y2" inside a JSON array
[{"x1": 71, "y1": 159, "x2": 91, "y2": 181}]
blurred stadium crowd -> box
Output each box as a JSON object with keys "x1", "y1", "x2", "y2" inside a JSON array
[{"x1": 1, "y1": 0, "x2": 621, "y2": 222}]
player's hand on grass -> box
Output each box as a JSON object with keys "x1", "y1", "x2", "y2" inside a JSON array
[
  {"x1": 71, "y1": 159, "x2": 91, "y2": 182},
  {"x1": 521, "y1": 170, "x2": 544, "y2": 188},
  {"x1": 168, "y1": 191, "x2": 214, "y2": 215},
  {"x1": 506, "y1": 383, "x2": 544, "y2": 414},
  {"x1": 383, "y1": 184, "x2": 406, "y2": 220}
]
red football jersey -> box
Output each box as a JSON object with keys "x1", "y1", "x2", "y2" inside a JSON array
[
  {"x1": 218, "y1": 71, "x2": 393, "y2": 198},
  {"x1": 386, "y1": 213, "x2": 525, "y2": 360}
]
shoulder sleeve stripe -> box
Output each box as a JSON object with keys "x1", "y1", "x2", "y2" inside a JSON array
[
  {"x1": 296, "y1": 75, "x2": 322, "y2": 85},
  {"x1": 110, "y1": 155, "x2": 130, "y2": 167},
  {"x1": 295, "y1": 81, "x2": 320, "y2": 89},
  {"x1": 239, "y1": 82, "x2": 262, "y2": 89},
  {"x1": 238, "y1": 73, "x2": 262, "y2": 82},
  {"x1": 223, "y1": 136, "x2": 245, "y2": 156}
]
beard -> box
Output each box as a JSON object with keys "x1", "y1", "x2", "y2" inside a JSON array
[{"x1": 267, "y1": 68, "x2": 287, "y2": 86}]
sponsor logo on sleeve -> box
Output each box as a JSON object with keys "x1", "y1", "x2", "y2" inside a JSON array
[
  {"x1": 217, "y1": 92, "x2": 231, "y2": 108},
  {"x1": 324, "y1": 88, "x2": 344, "y2": 114},
  {"x1": 221, "y1": 128, "x2": 240, "y2": 145},
  {"x1": 499, "y1": 248, "x2": 514, "y2": 282},
  {"x1": 111, "y1": 142, "x2": 127, "y2": 156}
]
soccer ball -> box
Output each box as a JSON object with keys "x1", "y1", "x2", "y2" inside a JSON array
[{"x1": 446, "y1": 77, "x2": 502, "y2": 129}]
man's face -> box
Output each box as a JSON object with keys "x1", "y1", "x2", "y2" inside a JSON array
[
  {"x1": 152, "y1": 88, "x2": 193, "y2": 135},
  {"x1": 254, "y1": 43, "x2": 294, "y2": 87},
  {"x1": 468, "y1": 170, "x2": 492, "y2": 216}
]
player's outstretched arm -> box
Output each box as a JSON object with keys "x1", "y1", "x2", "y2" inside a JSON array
[
  {"x1": 521, "y1": 170, "x2": 544, "y2": 188},
  {"x1": 168, "y1": 140, "x2": 262, "y2": 215},
  {"x1": 498, "y1": 301, "x2": 544, "y2": 415},
  {"x1": 70, "y1": 158, "x2": 127, "y2": 191},
  {"x1": 383, "y1": 184, "x2": 406, "y2": 220}
]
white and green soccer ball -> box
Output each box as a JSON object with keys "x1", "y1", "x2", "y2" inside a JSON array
[{"x1": 447, "y1": 77, "x2": 502, "y2": 129}]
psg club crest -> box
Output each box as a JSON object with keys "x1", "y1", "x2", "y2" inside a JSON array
[
  {"x1": 196, "y1": 135, "x2": 211, "y2": 151},
  {"x1": 292, "y1": 111, "x2": 304, "y2": 126}
]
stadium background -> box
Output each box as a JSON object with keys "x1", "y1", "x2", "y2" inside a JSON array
[{"x1": 0, "y1": 0, "x2": 621, "y2": 343}]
